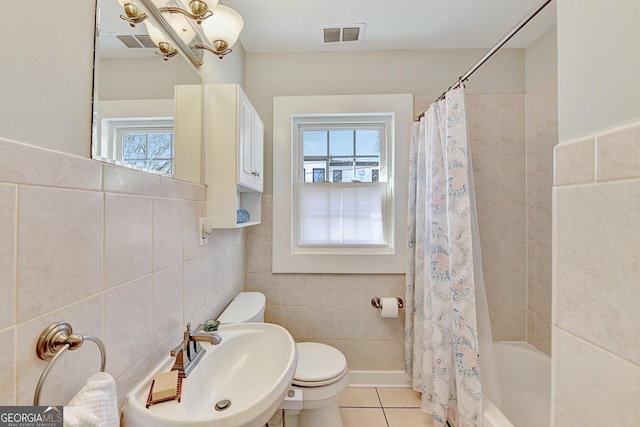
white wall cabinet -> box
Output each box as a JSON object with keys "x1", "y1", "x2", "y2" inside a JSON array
[
  {"x1": 237, "y1": 91, "x2": 264, "y2": 192},
  {"x1": 204, "y1": 84, "x2": 264, "y2": 228}
]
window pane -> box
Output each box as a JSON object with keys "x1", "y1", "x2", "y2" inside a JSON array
[
  {"x1": 299, "y1": 185, "x2": 384, "y2": 245},
  {"x1": 329, "y1": 130, "x2": 353, "y2": 156},
  {"x1": 147, "y1": 133, "x2": 173, "y2": 158},
  {"x1": 148, "y1": 159, "x2": 173, "y2": 174},
  {"x1": 303, "y1": 160, "x2": 326, "y2": 182},
  {"x1": 120, "y1": 131, "x2": 174, "y2": 175},
  {"x1": 124, "y1": 159, "x2": 149, "y2": 169},
  {"x1": 303, "y1": 131, "x2": 327, "y2": 156},
  {"x1": 341, "y1": 187, "x2": 384, "y2": 244},
  {"x1": 300, "y1": 186, "x2": 342, "y2": 244},
  {"x1": 329, "y1": 157, "x2": 353, "y2": 182},
  {"x1": 355, "y1": 130, "x2": 380, "y2": 156},
  {"x1": 312, "y1": 168, "x2": 325, "y2": 183},
  {"x1": 122, "y1": 134, "x2": 147, "y2": 160}
]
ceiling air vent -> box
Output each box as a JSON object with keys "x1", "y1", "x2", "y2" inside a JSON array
[
  {"x1": 115, "y1": 34, "x2": 156, "y2": 49},
  {"x1": 322, "y1": 24, "x2": 365, "y2": 45}
]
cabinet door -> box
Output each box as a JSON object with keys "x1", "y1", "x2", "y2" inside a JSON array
[
  {"x1": 238, "y1": 90, "x2": 256, "y2": 189},
  {"x1": 252, "y1": 114, "x2": 264, "y2": 192}
]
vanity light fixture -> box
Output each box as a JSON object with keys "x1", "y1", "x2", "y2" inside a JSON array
[
  {"x1": 117, "y1": 0, "x2": 244, "y2": 60},
  {"x1": 159, "y1": 0, "x2": 217, "y2": 25},
  {"x1": 145, "y1": 20, "x2": 178, "y2": 60},
  {"x1": 117, "y1": 0, "x2": 148, "y2": 27},
  {"x1": 194, "y1": 5, "x2": 244, "y2": 59},
  {"x1": 159, "y1": 1, "x2": 243, "y2": 59}
]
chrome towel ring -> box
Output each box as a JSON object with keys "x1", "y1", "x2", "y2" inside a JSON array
[{"x1": 33, "y1": 322, "x2": 107, "y2": 406}]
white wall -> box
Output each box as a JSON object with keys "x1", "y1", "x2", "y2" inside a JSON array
[
  {"x1": 525, "y1": 27, "x2": 557, "y2": 92},
  {"x1": 98, "y1": 57, "x2": 201, "y2": 100},
  {"x1": 557, "y1": 0, "x2": 640, "y2": 141},
  {"x1": 0, "y1": 1, "x2": 96, "y2": 157},
  {"x1": 245, "y1": 48, "x2": 525, "y2": 195}
]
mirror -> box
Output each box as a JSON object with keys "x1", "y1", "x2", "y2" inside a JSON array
[{"x1": 92, "y1": 0, "x2": 204, "y2": 183}]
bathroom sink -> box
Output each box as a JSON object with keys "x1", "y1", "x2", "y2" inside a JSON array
[{"x1": 123, "y1": 323, "x2": 297, "y2": 427}]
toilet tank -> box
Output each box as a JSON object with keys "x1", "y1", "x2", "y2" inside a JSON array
[{"x1": 217, "y1": 292, "x2": 266, "y2": 324}]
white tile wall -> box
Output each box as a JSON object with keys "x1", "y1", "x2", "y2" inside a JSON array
[
  {"x1": 553, "y1": 329, "x2": 640, "y2": 426},
  {"x1": 552, "y1": 120, "x2": 640, "y2": 425},
  {"x1": 103, "y1": 194, "x2": 153, "y2": 289},
  {"x1": 104, "y1": 276, "x2": 154, "y2": 379},
  {"x1": 0, "y1": 184, "x2": 16, "y2": 330},
  {"x1": 0, "y1": 136, "x2": 245, "y2": 408},
  {"x1": 246, "y1": 93, "x2": 532, "y2": 370},
  {"x1": 555, "y1": 166, "x2": 640, "y2": 367},
  {"x1": 526, "y1": 78, "x2": 558, "y2": 355},
  {"x1": 153, "y1": 198, "x2": 184, "y2": 272},
  {"x1": 554, "y1": 137, "x2": 595, "y2": 186},
  {"x1": 0, "y1": 328, "x2": 16, "y2": 404},
  {"x1": 17, "y1": 186, "x2": 103, "y2": 321}
]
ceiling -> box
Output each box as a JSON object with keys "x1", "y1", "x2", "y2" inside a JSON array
[
  {"x1": 222, "y1": 0, "x2": 557, "y2": 53},
  {"x1": 99, "y1": 0, "x2": 557, "y2": 58}
]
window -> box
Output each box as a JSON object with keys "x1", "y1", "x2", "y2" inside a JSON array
[
  {"x1": 119, "y1": 128, "x2": 175, "y2": 175},
  {"x1": 273, "y1": 94, "x2": 413, "y2": 273},
  {"x1": 295, "y1": 117, "x2": 392, "y2": 247},
  {"x1": 97, "y1": 117, "x2": 175, "y2": 176}
]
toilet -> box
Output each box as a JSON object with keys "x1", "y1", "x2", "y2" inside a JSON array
[{"x1": 217, "y1": 292, "x2": 349, "y2": 427}]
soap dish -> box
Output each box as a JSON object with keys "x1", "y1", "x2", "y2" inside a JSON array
[{"x1": 146, "y1": 371, "x2": 184, "y2": 408}]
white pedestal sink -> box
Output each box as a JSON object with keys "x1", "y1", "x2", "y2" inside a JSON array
[{"x1": 123, "y1": 323, "x2": 297, "y2": 427}]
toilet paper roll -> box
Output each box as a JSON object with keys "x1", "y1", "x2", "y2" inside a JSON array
[{"x1": 380, "y1": 297, "x2": 399, "y2": 318}]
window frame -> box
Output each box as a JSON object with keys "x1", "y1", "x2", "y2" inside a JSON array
[
  {"x1": 272, "y1": 94, "x2": 413, "y2": 274},
  {"x1": 96, "y1": 116, "x2": 176, "y2": 176}
]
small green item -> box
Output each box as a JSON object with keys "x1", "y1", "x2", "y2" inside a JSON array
[{"x1": 204, "y1": 319, "x2": 220, "y2": 332}]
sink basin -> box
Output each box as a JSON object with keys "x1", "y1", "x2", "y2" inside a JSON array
[{"x1": 123, "y1": 323, "x2": 297, "y2": 427}]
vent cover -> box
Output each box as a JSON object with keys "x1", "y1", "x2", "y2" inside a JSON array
[
  {"x1": 322, "y1": 24, "x2": 365, "y2": 44},
  {"x1": 115, "y1": 34, "x2": 156, "y2": 49}
]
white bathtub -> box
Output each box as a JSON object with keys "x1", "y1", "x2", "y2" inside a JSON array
[{"x1": 483, "y1": 342, "x2": 551, "y2": 427}]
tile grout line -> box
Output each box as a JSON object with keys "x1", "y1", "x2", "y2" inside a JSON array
[{"x1": 375, "y1": 387, "x2": 391, "y2": 427}]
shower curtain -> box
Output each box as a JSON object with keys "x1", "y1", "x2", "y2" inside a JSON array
[{"x1": 405, "y1": 86, "x2": 500, "y2": 427}]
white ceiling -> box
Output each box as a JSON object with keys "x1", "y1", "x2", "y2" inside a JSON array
[
  {"x1": 222, "y1": 0, "x2": 557, "y2": 53},
  {"x1": 99, "y1": 0, "x2": 557, "y2": 58}
]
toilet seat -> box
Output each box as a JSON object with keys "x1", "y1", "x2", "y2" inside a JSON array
[{"x1": 293, "y1": 342, "x2": 347, "y2": 387}]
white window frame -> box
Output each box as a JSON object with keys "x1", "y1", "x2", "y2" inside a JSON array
[
  {"x1": 100, "y1": 117, "x2": 175, "y2": 176},
  {"x1": 273, "y1": 94, "x2": 413, "y2": 273}
]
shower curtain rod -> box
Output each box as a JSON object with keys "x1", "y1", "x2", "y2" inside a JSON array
[{"x1": 418, "y1": 0, "x2": 554, "y2": 120}]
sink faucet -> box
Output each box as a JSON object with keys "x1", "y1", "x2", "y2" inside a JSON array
[{"x1": 170, "y1": 323, "x2": 222, "y2": 377}]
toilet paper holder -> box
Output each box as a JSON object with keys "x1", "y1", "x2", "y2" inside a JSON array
[{"x1": 371, "y1": 297, "x2": 404, "y2": 310}]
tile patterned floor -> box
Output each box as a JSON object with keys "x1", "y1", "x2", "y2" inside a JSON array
[{"x1": 339, "y1": 387, "x2": 433, "y2": 427}]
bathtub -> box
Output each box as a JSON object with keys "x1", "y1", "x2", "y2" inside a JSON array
[{"x1": 483, "y1": 342, "x2": 551, "y2": 427}]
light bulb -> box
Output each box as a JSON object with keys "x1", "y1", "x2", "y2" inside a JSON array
[
  {"x1": 150, "y1": 0, "x2": 173, "y2": 6},
  {"x1": 144, "y1": 20, "x2": 169, "y2": 46},
  {"x1": 165, "y1": 12, "x2": 198, "y2": 45},
  {"x1": 201, "y1": 5, "x2": 243, "y2": 49},
  {"x1": 177, "y1": 0, "x2": 218, "y2": 18}
]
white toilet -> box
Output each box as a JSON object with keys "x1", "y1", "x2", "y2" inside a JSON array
[{"x1": 217, "y1": 292, "x2": 349, "y2": 427}]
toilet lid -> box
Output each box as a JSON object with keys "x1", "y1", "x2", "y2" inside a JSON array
[{"x1": 294, "y1": 342, "x2": 347, "y2": 382}]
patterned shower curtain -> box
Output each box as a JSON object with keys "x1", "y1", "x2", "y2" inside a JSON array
[{"x1": 405, "y1": 86, "x2": 484, "y2": 427}]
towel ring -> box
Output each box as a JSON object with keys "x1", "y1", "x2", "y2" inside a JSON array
[{"x1": 33, "y1": 322, "x2": 107, "y2": 406}]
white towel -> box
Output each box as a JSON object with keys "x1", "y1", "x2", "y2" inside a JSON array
[{"x1": 64, "y1": 372, "x2": 119, "y2": 427}]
